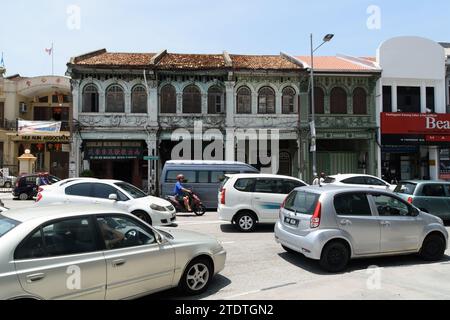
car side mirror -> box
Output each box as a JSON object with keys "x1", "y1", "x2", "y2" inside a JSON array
[
  {"x1": 108, "y1": 193, "x2": 118, "y2": 201},
  {"x1": 155, "y1": 231, "x2": 168, "y2": 245},
  {"x1": 411, "y1": 207, "x2": 420, "y2": 217}
]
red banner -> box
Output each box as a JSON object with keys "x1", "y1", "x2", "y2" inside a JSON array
[{"x1": 381, "y1": 113, "x2": 450, "y2": 135}]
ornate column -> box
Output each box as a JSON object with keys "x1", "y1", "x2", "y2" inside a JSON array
[
  {"x1": 275, "y1": 92, "x2": 282, "y2": 115},
  {"x1": 99, "y1": 91, "x2": 106, "y2": 113},
  {"x1": 148, "y1": 80, "x2": 158, "y2": 124},
  {"x1": 71, "y1": 80, "x2": 80, "y2": 116},
  {"x1": 124, "y1": 92, "x2": 131, "y2": 113},
  {"x1": 201, "y1": 93, "x2": 208, "y2": 114},
  {"x1": 176, "y1": 92, "x2": 183, "y2": 114},
  {"x1": 225, "y1": 81, "x2": 235, "y2": 127}
]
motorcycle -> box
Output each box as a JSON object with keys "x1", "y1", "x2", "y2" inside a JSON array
[{"x1": 165, "y1": 191, "x2": 206, "y2": 216}]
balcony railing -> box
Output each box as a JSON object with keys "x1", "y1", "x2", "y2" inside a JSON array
[{"x1": 0, "y1": 119, "x2": 17, "y2": 130}]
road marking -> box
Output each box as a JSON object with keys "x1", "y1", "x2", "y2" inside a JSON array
[
  {"x1": 176, "y1": 220, "x2": 224, "y2": 226},
  {"x1": 222, "y1": 289, "x2": 262, "y2": 299}
]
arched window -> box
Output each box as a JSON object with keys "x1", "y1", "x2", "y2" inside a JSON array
[
  {"x1": 208, "y1": 86, "x2": 224, "y2": 114},
  {"x1": 82, "y1": 84, "x2": 99, "y2": 113},
  {"x1": 353, "y1": 87, "x2": 367, "y2": 115},
  {"x1": 236, "y1": 87, "x2": 251, "y2": 114},
  {"x1": 131, "y1": 85, "x2": 147, "y2": 113},
  {"x1": 330, "y1": 87, "x2": 347, "y2": 114},
  {"x1": 282, "y1": 87, "x2": 296, "y2": 114},
  {"x1": 183, "y1": 85, "x2": 201, "y2": 114},
  {"x1": 310, "y1": 87, "x2": 325, "y2": 114},
  {"x1": 258, "y1": 87, "x2": 275, "y2": 114},
  {"x1": 160, "y1": 84, "x2": 176, "y2": 114},
  {"x1": 105, "y1": 85, "x2": 125, "y2": 113}
]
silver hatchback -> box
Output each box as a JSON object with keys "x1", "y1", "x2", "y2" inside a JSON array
[{"x1": 275, "y1": 186, "x2": 448, "y2": 272}]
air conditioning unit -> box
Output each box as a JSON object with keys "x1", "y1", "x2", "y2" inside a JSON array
[{"x1": 19, "y1": 102, "x2": 27, "y2": 113}]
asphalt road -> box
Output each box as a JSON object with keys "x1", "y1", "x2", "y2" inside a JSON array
[{"x1": 3, "y1": 194, "x2": 450, "y2": 300}]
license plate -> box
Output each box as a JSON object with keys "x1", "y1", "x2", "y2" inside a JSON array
[{"x1": 284, "y1": 217, "x2": 299, "y2": 227}]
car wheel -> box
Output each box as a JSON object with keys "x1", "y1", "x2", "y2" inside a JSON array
[
  {"x1": 235, "y1": 212, "x2": 257, "y2": 232},
  {"x1": 19, "y1": 193, "x2": 29, "y2": 201},
  {"x1": 179, "y1": 258, "x2": 212, "y2": 295},
  {"x1": 133, "y1": 211, "x2": 152, "y2": 225},
  {"x1": 419, "y1": 234, "x2": 446, "y2": 261},
  {"x1": 282, "y1": 245, "x2": 297, "y2": 254},
  {"x1": 3, "y1": 182, "x2": 11, "y2": 188},
  {"x1": 319, "y1": 241, "x2": 350, "y2": 273}
]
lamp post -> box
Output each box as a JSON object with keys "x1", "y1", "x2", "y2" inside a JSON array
[{"x1": 310, "y1": 33, "x2": 334, "y2": 180}]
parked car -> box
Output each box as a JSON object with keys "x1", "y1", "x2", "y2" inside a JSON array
[
  {"x1": 160, "y1": 160, "x2": 259, "y2": 209},
  {"x1": 275, "y1": 185, "x2": 448, "y2": 272},
  {"x1": 13, "y1": 173, "x2": 60, "y2": 200},
  {"x1": 218, "y1": 174, "x2": 308, "y2": 232},
  {"x1": 323, "y1": 174, "x2": 395, "y2": 191},
  {"x1": 395, "y1": 180, "x2": 450, "y2": 220},
  {"x1": 0, "y1": 205, "x2": 226, "y2": 300},
  {"x1": 0, "y1": 173, "x2": 16, "y2": 188},
  {"x1": 36, "y1": 179, "x2": 177, "y2": 226}
]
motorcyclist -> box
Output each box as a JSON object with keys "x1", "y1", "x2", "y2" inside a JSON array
[{"x1": 174, "y1": 174, "x2": 192, "y2": 212}]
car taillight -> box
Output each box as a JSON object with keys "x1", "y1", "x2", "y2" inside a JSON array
[
  {"x1": 36, "y1": 193, "x2": 42, "y2": 202},
  {"x1": 310, "y1": 202, "x2": 322, "y2": 229},
  {"x1": 220, "y1": 189, "x2": 226, "y2": 205},
  {"x1": 407, "y1": 197, "x2": 413, "y2": 204}
]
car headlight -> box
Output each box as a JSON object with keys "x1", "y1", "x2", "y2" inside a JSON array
[{"x1": 150, "y1": 204, "x2": 167, "y2": 212}]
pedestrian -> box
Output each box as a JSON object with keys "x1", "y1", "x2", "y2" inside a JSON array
[{"x1": 313, "y1": 172, "x2": 326, "y2": 185}]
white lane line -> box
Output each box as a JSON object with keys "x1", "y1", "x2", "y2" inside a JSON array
[{"x1": 176, "y1": 220, "x2": 224, "y2": 226}]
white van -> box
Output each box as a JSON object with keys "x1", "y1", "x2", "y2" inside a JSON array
[{"x1": 218, "y1": 174, "x2": 308, "y2": 232}]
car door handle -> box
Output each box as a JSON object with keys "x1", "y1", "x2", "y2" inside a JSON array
[
  {"x1": 380, "y1": 221, "x2": 391, "y2": 227},
  {"x1": 340, "y1": 219, "x2": 352, "y2": 226},
  {"x1": 26, "y1": 273, "x2": 46, "y2": 283},
  {"x1": 112, "y1": 259, "x2": 126, "y2": 267}
]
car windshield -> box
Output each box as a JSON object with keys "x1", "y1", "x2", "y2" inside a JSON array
[
  {"x1": 0, "y1": 215, "x2": 20, "y2": 238},
  {"x1": 323, "y1": 177, "x2": 335, "y2": 183},
  {"x1": 394, "y1": 182, "x2": 417, "y2": 195},
  {"x1": 284, "y1": 191, "x2": 320, "y2": 215},
  {"x1": 115, "y1": 182, "x2": 147, "y2": 199}
]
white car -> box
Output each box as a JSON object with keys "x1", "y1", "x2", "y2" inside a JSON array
[
  {"x1": 218, "y1": 174, "x2": 308, "y2": 232},
  {"x1": 322, "y1": 174, "x2": 395, "y2": 191},
  {"x1": 36, "y1": 179, "x2": 176, "y2": 226}
]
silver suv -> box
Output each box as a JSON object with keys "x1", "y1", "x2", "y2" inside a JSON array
[{"x1": 275, "y1": 186, "x2": 448, "y2": 272}]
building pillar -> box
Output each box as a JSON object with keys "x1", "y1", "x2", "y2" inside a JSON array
[
  {"x1": 99, "y1": 92, "x2": 106, "y2": 113},
  {"x1": 252, "y1": 92, "x2": 258, "y2": 114},
  {"x1": 148, "y1": 80, "x2": 158, "y2": 123},
  {"x1": 392, "y1": 83, "x2": 398, "y2": 112},
  {"x1": 201, "y1": 93, "x2": 208, "y2": 114},
  {"x1": 429, "y1": 146, "x2": 439, "y2": 180},
  {"x1": 125, "y1": 92, "x2": 131, "y2": 114},
  {"x1": 225, "y1": 128, "x2": 235, "y2": 161},
  {"x1": 225, "y1": 81, "x2": 235, "y2": 127},
  {"x1": 420, "y1": 83, "x2": 427, "y2": 113},
  {"x1": 275, "y1": 92, "x2": 282, "y2": 115},
  {"x1": 176, "y1": 93, "x2": 183, "y2": 114},
  {"x1": 69, "y1": 134, "x2": 81, "y2": 178},
  {"x1": 146, "y1": 134, "x2": 158, "y2": 195}
]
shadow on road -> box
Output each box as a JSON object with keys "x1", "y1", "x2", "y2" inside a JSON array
[
  {"x1": 278, "y1": 251, "x2": 450, "y2": 275},
  {"x1": 141, "y1": 274, "x2": 231, "y2": 300},
  {"x1": 220, "y1": 223, "x2": 275, "y2": 234}
]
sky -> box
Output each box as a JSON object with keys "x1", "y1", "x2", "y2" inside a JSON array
[{"x1": 0, "y1": 0, "x2": 449, "y2": 77}]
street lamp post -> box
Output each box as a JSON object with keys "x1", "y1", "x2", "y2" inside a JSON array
[{"x1": 310, "y1": 33, "x2": 334, "y2": 180}]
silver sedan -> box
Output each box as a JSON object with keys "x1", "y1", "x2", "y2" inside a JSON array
[{"x1": 0, "y1": 205, "x2": 226, "y2": 300}]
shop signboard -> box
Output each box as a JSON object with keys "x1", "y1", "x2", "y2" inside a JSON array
[
  {"x1": 84, "y1": 141, "x2": 143, "y2": 160},
  {"x1": 381, "y1": 113, "x2": 450, "y2": 145},
  {"x1": 18, "y1": 121, "x2": 61, "y2": 135}
]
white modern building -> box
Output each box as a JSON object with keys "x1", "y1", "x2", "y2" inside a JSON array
[{"x1": 374, "y1": 36, "x2": 448, "y2": 181}]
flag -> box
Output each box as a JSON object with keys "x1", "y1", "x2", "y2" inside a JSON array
[
  {"x1": 0, "y1": 52, "x2": 4, "y2": 67},
  {"x1": 45, "y1": 47, "x2": 53, "y2": 55}
]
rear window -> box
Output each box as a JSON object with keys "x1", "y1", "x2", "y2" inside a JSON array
[
  {"x1": 394, "y1": 182, "x2": 417, "y2": 195},
  {"x1": 284, "y1": 191, "x2": 320, "y2": 215},
  {"x1": 0, "y1": 215, "x2": 20, "y2": 238}
]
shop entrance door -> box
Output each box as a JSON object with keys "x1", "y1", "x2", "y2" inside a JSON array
[
  {"x1": 113, "y1": 160, "x2": 133, "y2": 184},
  {"x1": 317, "y1": 152, "x2": 358, "y2": 176},
  {"x1": 50, "y1": 152, "x2": 69, "y2": 179}
]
